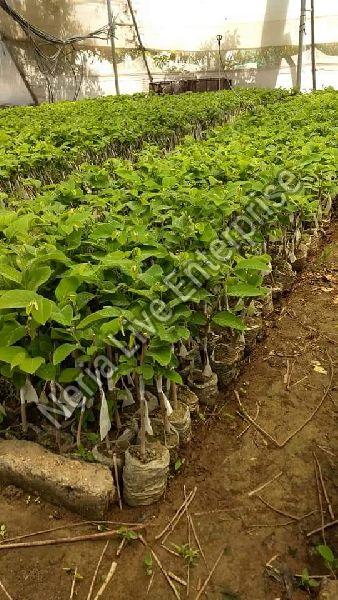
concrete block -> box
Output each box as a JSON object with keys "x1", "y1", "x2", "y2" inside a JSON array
[{"x1": 0, "y1": 440, "x2": 115, "y2": 519}]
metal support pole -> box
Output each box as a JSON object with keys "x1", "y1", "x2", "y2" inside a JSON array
[
  {"x1": 296, "y1": 0, "x2": 307, "y2": 89},
  {"x1": 311, "y1": 0, "x2": 316, "y2": 90},
  {"x1": 0, "y1": 31, "x2": 39, "y2": 105},
  {"x1": 216, "y1": 34, "x2": 223, "y2": 91},
  {"x1": 106, "y1": 0, "x2": 120, "y2": 95},
  {"x1": 126, "y1": 0, "x2": 153, "y2": 84}
]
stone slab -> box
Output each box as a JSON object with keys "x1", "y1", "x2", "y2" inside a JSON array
[{"x1": 0, "y1": 440, "x2": 115, "y2": 519}]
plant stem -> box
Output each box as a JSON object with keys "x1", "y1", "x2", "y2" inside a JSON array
[
  {"x1": 170, "y1": 381, "x2": 178, "y2": 411},
  {"x1": 76, "y1": 398, "x2": 86, "y2": 449},
  {"x1": 137, "y1": 374, "x2": 146, "y2": 461}
]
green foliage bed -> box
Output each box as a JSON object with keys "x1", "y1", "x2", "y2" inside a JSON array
[
  {"x1": 0, "y1": 88, "x2": 287, "y2": 192},
  {"x1": 0, "y1": 88, "x2": 336, "y2": 455}
]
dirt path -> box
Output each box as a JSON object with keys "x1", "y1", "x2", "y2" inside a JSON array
[{"x1": 0, "y1": 223, "x2": 336, "y2": 600}]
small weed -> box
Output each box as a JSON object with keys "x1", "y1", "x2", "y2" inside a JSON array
[
  {"x1": 143, "y1": 551, "x2": 153, "y2": 577},
  {"x1": 174, "y1": 458, "x2": 185, "y2": 472},
  {"x1": 73, "y1": 446, "x2": 95, "y2": 463},
  {"x1": 173, "y1": 543, "x2": 199, "y2": 566},
  {"x1": 316, "y1": 544, "x2": 338, "y2": 573},
  {"x1": 117, "y1": 527, "x2": 138, "y2": 543},
  {"x1": 299, "y1": 568, "x2": 319, "y2": 590}
]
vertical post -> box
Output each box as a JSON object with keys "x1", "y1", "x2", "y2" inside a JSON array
[
  {"x1": 0, "y1": 31, "x2": 39, "y2": 105},
  {"x1": 216, "y1": 34, "x2": 223, "y2": 91},
  {"x1": 296, "y1": 0, "x2": 307, "y2": 90},
  {"x1": 106, "y1": 0, "x2": 120, "y2": 95},
  {"x1": 311, "y1": 0, "x2": 316, "y2": 90},
  {"x1": 126, "y1": 0, "x2": 153, "y2": 84}
]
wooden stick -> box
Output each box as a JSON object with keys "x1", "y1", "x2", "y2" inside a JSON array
[
  {"x1": 139, "y1": 535, "x2": 181, "y2": 600},
  {"x1": 189, "y1": 515, "x2": 208, "y2": 569},
  {"x1": 183, "y1": 485, "x2": 191, "y2": 598},
  {"x1": 116, "y1": 537, "x2": 125, "y2": 557},
  {"x1": 162, "y1": 545, "x2": 181, "y2": 558},
  {"x1": 307, "y1": 520, "x2": 338, "y2": 537},
  {"x1": 314, "y1": 457, "x2": 326, "y2": 545},
  {"x1": 113, "y1": 453, "x2": 123, "y2": 510},
  {"x1": 247, "y1": 510, "x2": 316, "y2": 530},
  {"x1": 156, "y1": 491, "x2": 193, "y2": 541},
  {"x1": 291, "y1": 375, "x2": 308, "y2": 388},
  {"x1": 0, "y1": 579, "x2": 14, "y2": 600},
  {"x1": 168, "y1": 572, "x2": 187, "y2": 587},
  {"x1": 313, "y1": 453, "x2": 335, "y2": 520},
  {"x1": 156, "y1": 487, "x2": 197, "y2": 543},
  {"x1": 278, "y1": 351, "x2": 334, "y2": 447},
  {"x1": 93, "y1": 560, "x2": 117, "y2": 600},
  {"x1": 235, "y1": 392, "x2": 280, "y2": 447},
  {"x1": 257, "y1": 495, "x2": 300, "y2": 521},
  {"x1": 1, "y1": 520, "x2": 147, "y2": 545},
  {"x1": 162, "y1": 487, "x2": 197, "y2": 546},
  {"x1": 194, "y1": 548, "x2": 224, "y2": 600},
  {"x1": 0, "y1": 525, "x2": 146, "y2": 551},
  {"x1": 70, "y1": 567, "x2": 78, "y2": 600},
  {"x1": 248, "y1": 472, "x2": 283, "y2": 497},
  {"x1": 87, "y1": 541, "x2": 109, "y2": 600},
  {"x1": 236, "y1": 402, "x2": 260, "y2": 439},
  {"x1": 146, "y1": 571, "x2": 155, "y2": 595}
]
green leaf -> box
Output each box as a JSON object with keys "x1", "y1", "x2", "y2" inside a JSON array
[
  {"x1": 163, "y1": 370, "x2": 183, "y2": 384},
  {"x1": 0, "y1": 289, "x2": 37, "y2": 309},
  {"x1": 138, "y1": 364, "x2": 154, "y2": 380},
  {"x1": 58, "y1": 368, "x2": 81, "y2": 383},
  {"x1": 23, "y1": 266, "x2": 52, "y2": 291},
  {"x1": 55, "y1": 277, "x2": 80, "y2": 302},
  {"x1": 317, "y1": 545, "x2": 335, "y2": 564},
  {"x1": 0, "y1": 264, "x2": 22, "y2": 284},
  {"x1": 212, "y1": 311, "x2": 246, "y2": 331},
  {"x1": 235, "y1": 256, "x2": 271, "y2": 271},
  {"x1": 147, "y1": 343, "x2": 172, "y2": 366},
  {"x1": 51, "y1": 304, "x2": 73, "y2": 326},
  {"x1": 227, "y1": 284, "x2": 268, "y2": 298},
  {"x1": 16, "y1": 355, "x2": 45, "y2": 374},
  {"x1": 53, "y1": 343, "x2": 79, "y2": 365},
  {"x1": 31, "y1": 297, "x2": 54, "y2": 325},
  {"x1": 100, "y1": 319, "x2": 123, "y2": 338},
  {"x1": 0, "y1": 346, "x2": 26, "y2": 367},
  {"x1": 0, "y1": 321, "x2": 26, "y2": 346},
  {"x1": 36, "y1": 363, "x2": 57, "y2": 381},
  {"x1": 138, "y1": 264, "x2": 163, "y2": 287},
  {"x1": 77, "y1": 307, "x2": 122, "y2": 330}
]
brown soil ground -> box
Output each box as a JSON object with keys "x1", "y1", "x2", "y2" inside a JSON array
[{"x1": 0, "y1": 222, "x2": 336, "y2": 600}]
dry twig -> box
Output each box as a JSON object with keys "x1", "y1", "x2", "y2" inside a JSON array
[
  {"x1": 236, "y1": 402, "x2": 260, "y2": 439},
  {"x1": 1, "y1": 520, "x2": 147, "y2": 545},
  {"x1": 87, "y1": 541, "x2": 109, "y2": 600},
  {"x1": 235, "y1": 391, "x2": 280, "y2": 447},
  {"x1": 0, "y1": 525, "x2": 146, "y2": 551},
  {"x1": 70, "y1": 567, "x2": 78, "y2": 600},
  {"x1": 307, "y1": 519, "x2": 338, "y2": 537},
  {"x1": 257, "y1": 495, "x2": 300, "y2": 521},
  {"x1": 313, "y1": 453, "x2": 335, "y2": 520},
  {"x1": 194, "y1": 548, "x2": 224, "y2": 600},
  {"x1": 248, "y1": 472, "x2": 283, "y2": 497},
  {"x1": 0, "y1": 579, "x2": 14, "y2": 600},
  {"x1": 160, "y1": 487, "x2": 197, "y2": 545},
  {"x1": 168, "y1": 572, "x2": 187, "y2": 587},
  {"x1": 113, "y1": 453, "x2": 123, "y2": 510},
  {"x1": 139, "y1": 535, "x2": 181, "y2": 600},
  {"x1": 314, "y1": 457, "x2": 326, "y2": 544},
  {"x1": 189, "y1": 515, "x2": 208, "y2": 569},
  {"x1": 235, "y1": 353, "x2": 334, "y2": 448},
  {"x1": 93, "y1": 560, "x2": 117, "y2": 600},
  {"x1": 279, "y1": 351, "x2": 334, "y2": 447}
]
